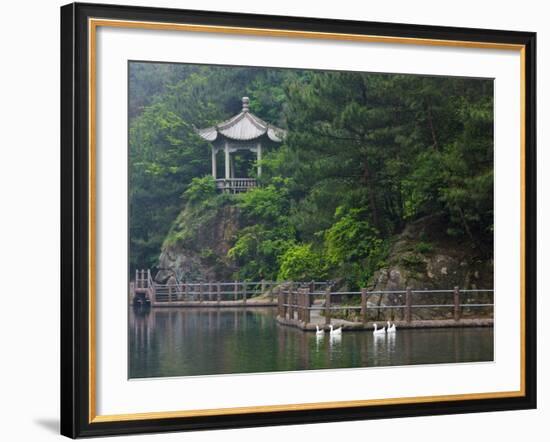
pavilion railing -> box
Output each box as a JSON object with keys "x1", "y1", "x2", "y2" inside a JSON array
[{"x1": 216, "y1": 178, "x2": 257, "y2": 193}]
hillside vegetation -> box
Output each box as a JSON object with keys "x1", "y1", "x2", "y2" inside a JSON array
[{"x1": 129, "y1": 63, "x2": 493, "y2": 290}]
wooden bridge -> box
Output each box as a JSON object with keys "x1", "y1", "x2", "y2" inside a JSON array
[
  {"x1": 130, "y1": 269, "x2": 493, "y2": 330},
  {"x1": 129, "y1": 269, "x2": 328, "y2": 307}
]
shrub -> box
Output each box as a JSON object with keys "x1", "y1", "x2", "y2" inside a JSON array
[
  {"x1": 278, "y1": 243, "x2": 326, "y2": 281},
  {"x1": 415, "y1": 241, "x2": 434, "y2": 254},
  {"x1": 183, "y1": 176, "x2": 216, "y2": 204}
]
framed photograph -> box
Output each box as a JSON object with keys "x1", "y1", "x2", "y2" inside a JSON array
[{"x1": 60, "y1": 2, "x2": 536, "y2": 438}]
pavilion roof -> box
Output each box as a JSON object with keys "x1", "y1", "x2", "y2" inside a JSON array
[{"x1": 197, "y1": 97, "x2": 286, "y2": 143}]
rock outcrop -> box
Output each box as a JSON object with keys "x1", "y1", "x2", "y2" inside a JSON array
[
  {"x1": 367, "y1": 215, "x2": 493, "y2": 321},
  {"x1": 155, "y1": 201, "x2": 241, "y2": 283}
]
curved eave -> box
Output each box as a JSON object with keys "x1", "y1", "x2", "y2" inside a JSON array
[
  {"x1": 196, "y1": 126, "x2": 218, "y2": 142},
  {"x1": 197, "y1": 111, "x2": 286, "y2": 143},
  {"x1": 267, "y1": 127, "x2": 287, "y2": 143}
]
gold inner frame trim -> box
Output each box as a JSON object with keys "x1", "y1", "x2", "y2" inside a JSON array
[{"x1": 88, "y1": 17, "x2": 527, "y2": 424}]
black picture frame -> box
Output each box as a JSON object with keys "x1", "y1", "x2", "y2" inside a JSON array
[{"x1": 61, "y1": 2, "x2": 537, "y2": 438}]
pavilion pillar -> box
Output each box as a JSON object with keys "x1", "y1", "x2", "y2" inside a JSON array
[
  {"x1": 211, "y1": 148, "x2": 217, "y2": 179},
  {"x1": 224, "y1": 142, "x2": 230, "y2": 179},
  {"x1": 256, "y1": 142, "x2": 262, "y2": 176}
]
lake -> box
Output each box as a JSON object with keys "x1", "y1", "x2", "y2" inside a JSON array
[{"x1": 129, "y1": 307, "x2": 494, "y2": 378}]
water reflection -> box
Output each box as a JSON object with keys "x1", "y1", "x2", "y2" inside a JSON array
[
  {"x1": 387, "y1": 332, "x2": 396, "y2": 357},
  {"x1": 315, "y1": 333, "x2": 324, "y2": 351},
  {"x1": 129, "y1": 307, "x2": 494, "y2": 379},
  {"x1": 328, "y1": 333, "x2": 342, "y2": 362},
  {"x1": 329, "y1": 334, "x2": 342, "y2": 347}
]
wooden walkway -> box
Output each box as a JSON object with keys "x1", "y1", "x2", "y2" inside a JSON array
[
  {"x1": 130, "y1": 269, "x2": 494, "y2": 330},
  {"x1": 129, "y1": 269, "x2": 328, "y2": 307},
  {"x1": 276, "y1": 286, "x2": 494, "y2": 331}
]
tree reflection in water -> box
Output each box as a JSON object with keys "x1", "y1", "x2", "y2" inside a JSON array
[{"x1": 129, "y1": 307, "x2": 494, "y2": 379}]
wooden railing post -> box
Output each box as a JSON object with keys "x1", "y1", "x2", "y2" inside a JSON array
[
  {"x1": 135, "y1": 269, "x2": 138, "y2": 288},
  {"x1": 292, "y1": 285, "x2": 297, "y2": 320},
  {"x1": 185, "y1": 283, "x2": 190, "y2": 301},
  {"x1": 361, "y1": 288, "x2": 367, "y2": 325},
  {"x1": 151, "y1": 284, "x2": 156, "y2": 304},
  {"x1": 217, "y1": 282, "x2": 221, "y2": 304},
  {"x1": 288, "y1": 286, "x2": 293, "y2": 320},
  {"x1": 282, "y1": 287, "x2": 288, "y2": 318},
  {"x1": 298, "y1": 288, "x2": 306, "y2": 321},
  {"x1": 243, "y1": 282, "x2": 247, "y2": 304},
  {"x1": 304, "y1": 287, "x2": 311, "y2": 324},
  {"x1": 325, "y1": 286, "x2": 331, "y2": 325},
  {"x1": 303, "y1": 289, "x2": 307, "y2": 321},
  {"x1": 405, "y1": 287, "x2": 412, "y2": 323},
  {"x1": 277, "y1": 287, "x2": 283, "y2": 317},
  {"x1": 291, "y1": 286, "x2": 295, "y2": 320},
  {"x1": 303, "y1": 289, "x2": 306, "y2": 322},
  {"x1": 261, "y1": 279, "x2": 266, "y2": 295},
  {"x1": 302, "y1": 289, "x2": 307, "y2": 322},
  {"x1": 454, "y1": 286, "x2": 461, "y2": 321},
  {"x1": 297, "y1": 286, "x2": 300, "y2": 320},
  {"x1": 199, "y1": 282, "x2": 203, "y2": 303},
  {"x1": 295, "y1": 287, "x2": 299, "y2": 320},
  {"x1": 296, "y1": 289, "x2": 300, "y2": 321}
]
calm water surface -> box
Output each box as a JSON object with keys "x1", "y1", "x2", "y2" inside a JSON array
[{"x1": 129, "y1": 307, "x2": 493, "y2": 378}]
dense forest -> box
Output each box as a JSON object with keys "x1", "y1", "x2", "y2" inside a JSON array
[{"x1": 129, "y1": 62, "x2": 493, "y2": 289}]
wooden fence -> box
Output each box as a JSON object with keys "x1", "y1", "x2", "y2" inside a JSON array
[
  {"x1": 130, "y1": 270, "x2": 493, "y2": 329},
  {"x1": 276, "y1": 285, "x2": 494, "y2": 328},
  {"x1": 130, "y1": 270, "x2": 329, "y2": 306},
  {"x1": 154, "y1": 281, "x2": 274, "y2": 304}
]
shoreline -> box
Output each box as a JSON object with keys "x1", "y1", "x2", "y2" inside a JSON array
[{"x1": 276, "y1": 315, "x2": 494, "y2": 331}]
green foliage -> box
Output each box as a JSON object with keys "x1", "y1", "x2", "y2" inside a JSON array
[
  {"x1": 129, "y1": 61, "x2": 494, "y2": 284},
  {"x1": 229, "y1": 184, "x2": 296, "y2": 280},
  {"x1": 325, "y1": 207, "x2": 382, "y2": 264},
  {"x1": 323, "y1": 207, "x2": 388, "y2": 288},
  {"x1": 184, "y1": 176, "x2": 216, "y2": 204},
  {"x1": 228, "y1": 225, "x2": 295, "y2": 280},
  {"x1": 278, "y1": 244, "x2": 326, "y2": 281},
  {"x1": 415, "y1": 241, "x2": 434, "y2": 254},
  {"x1": 236, "y1": 181, "x2": 290, "y2": 223}
]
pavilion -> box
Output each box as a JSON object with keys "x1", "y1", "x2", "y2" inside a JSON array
[{"x1": 197, "y1": 97, "x2": 286, "y2": 193}]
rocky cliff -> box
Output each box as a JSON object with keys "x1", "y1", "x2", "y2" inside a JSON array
[
  {"x1": 366, "y1": 215, "x2": 493, "y2": 320},
  {"x1": 155, "y1": 199, "x2": 241, "y2": 283},
  {"x1": 156, "y1": 201, "x2": 493, "y2": 322}
]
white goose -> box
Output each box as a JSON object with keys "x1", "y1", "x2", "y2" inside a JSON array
[
  {"x1": 329, "y1": 324, "x2": 342, "y2": 336},
  {"x1": 386, "y1": 321, "x2": 397, "y2": 333},
  {"x1": 316, "y1": 325, "x2": 325, "y2": 336},
  {"x1": 373, "y1": 323, "x2": 386, "y2": 335}
]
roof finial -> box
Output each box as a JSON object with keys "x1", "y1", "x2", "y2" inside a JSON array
[{"x1": 242, "y1": 96, "x2": 250, "y2": 112}]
